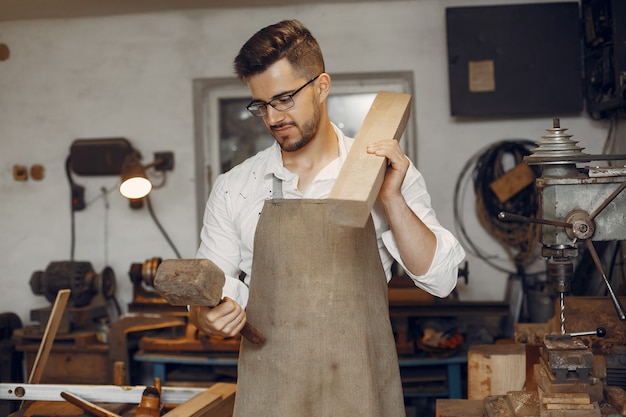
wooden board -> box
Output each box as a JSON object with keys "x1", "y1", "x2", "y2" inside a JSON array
[
  {"x1": 489, "y1": 162, "x2": 536, "y2": 203},
  {"x1": 435, "y1": 399, "x2": 484, "y2": 417},
  {"x1": 21, "y1": 347, "x2": 111, "y2": 384},
  {"x1": 162, "y1": 382, "x2": 236, "y2": 417},
  {"x1": 328, "y1": 91, "x2": 411, "y2": 228},
  {"x1": 28, "y1": 289, "x2": 71, "y2": 384},
  {"x1": 17, "y1": 384, "x2": 236, "y2": 417},
  {"x1": 604, "y1": 386, "x2": 626, "y2": 415},
  {"x1": 467, "y1": 344, "x2": 526, "y2": 400},
  {"x1": 20, "y1": 402, "x2": 132, "y2": 417}
]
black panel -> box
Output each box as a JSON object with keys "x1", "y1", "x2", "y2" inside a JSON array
[
  {"x1": 583, "y1": 0, "x2": 626, "y2": 119},
  {"x1": 70, "y1": 137, "x2": 135, "y2": 176},
  {"x1": 446, "y1": 2, "x2": 583, "y2": 117}
]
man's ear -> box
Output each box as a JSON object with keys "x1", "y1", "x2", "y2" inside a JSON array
[{"x1": 316, "y1": 72, "x2": 331, "y2": 102}]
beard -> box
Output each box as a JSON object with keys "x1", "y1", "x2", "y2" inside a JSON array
[{"x1": 272, "y1": 101, "x2": 321, "y2": 153}]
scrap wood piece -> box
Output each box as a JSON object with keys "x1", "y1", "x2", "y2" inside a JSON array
[
  {"x1": 328, "y1": 91, "x2": 412, "y2": 228},
  {"x1": 483, "y1": 395, "x2": 514, "y2": 417},
  {"x1": 18, "y1": 401, "x2": 132, "y2": 417},
  {"x1": 468, "y1": 343, "x2": 526, "y2": 400},
  {"x1": 604, "y1": 386, "x2": 626, "y2": 415},
  {"x1": 60, "y1": 392, "x2": 121, "y2": 417},
  {"x1": 544, "y1": 402, "x2": 595, "y2": 410},
  {"x1": 435, "y1": 399, "x2": 484, "y2": 417},
  {"x1": 489, "y1": 162, "x2": 536, "y2": 203},
  {"x1": 28, "y1": 289, "x2": 71, "y2": 384},
  {"x1": 17, "y1": 289, "x2": 71, "y2": 414},
  {"x1": 506, "y1": 391, "x2": 539, "y2": 416},
  {"x1": 542, "y1": 392, "x2": 591, "y2": 405},
  {"x1": 162, "y1": 383, "x2": 235, "y2": 417}
]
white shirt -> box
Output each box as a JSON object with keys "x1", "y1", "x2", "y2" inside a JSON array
[{"x1": 197, "y1": 123, "x2": 466, "y2": 308}]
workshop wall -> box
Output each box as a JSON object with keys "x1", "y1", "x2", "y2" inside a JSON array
[{"x1": 0, "y1": 0, "x2": 613, "y2": 325}]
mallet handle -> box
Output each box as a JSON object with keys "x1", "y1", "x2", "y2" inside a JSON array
[{"x1": 241, "y1": 322, "x2": 265, "y2": 345}]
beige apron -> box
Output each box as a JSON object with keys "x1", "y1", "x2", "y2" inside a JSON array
[{"x1": 233, "y1": 193, "x2": 405, "y2": 417}]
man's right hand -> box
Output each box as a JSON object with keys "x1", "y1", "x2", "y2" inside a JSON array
[{"x1": 189, "y1": 297, "x2": 247, "y2": 338}]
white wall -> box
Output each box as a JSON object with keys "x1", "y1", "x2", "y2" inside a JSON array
[{"x1": 0, "y1": 0, "x2": 611, "y2": 325}]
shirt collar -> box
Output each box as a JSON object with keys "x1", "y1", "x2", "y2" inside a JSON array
[{"x1": 264, "y1": 122, "x2": 349, "y2": 181}]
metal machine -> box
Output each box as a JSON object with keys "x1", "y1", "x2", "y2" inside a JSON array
[
  {"x1": 493, "y1": 119, "x2": 626, "y2": 416},
  {"x1": 500, "y1": 118, "x2": 626, "y2": 333},
  {"x1": 28, "y1": 261, "x2": 117, "y2": 333},
  {"x1": 127, "y1": 257, "x2": 187, "y2": 316}
]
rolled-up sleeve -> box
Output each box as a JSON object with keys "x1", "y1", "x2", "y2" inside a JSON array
[
  {"x1": 379, "y1": 162, "x2": 466, "y2": 298},
  {"x1": 196, "y1": 174, "x2": 250, "y2": 308}
]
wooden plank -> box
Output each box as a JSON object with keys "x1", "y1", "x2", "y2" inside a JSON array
[
  {"x1": 489, "y1": 162, "x2": 536, "y2": 203},
  {"x1": 21, "y1": 401, "x2": 132, "y2": 416},
  {"x1": 505, "y1": 391, "x2": 539, "y2": 416},
  {"x1": 18, "y1": 289, "x2": 71, "y2": 414},
  {"x1": 604, "y1": 386, "x2": 626, "y2": 415},
  {"x1": 28, "y1": 289, "x2": 71, "y2": 384},
  {"x1": 545, "y1": 403, "x2": 594, "y2": 410},
  {"x1": 60, "y1": 392, "x2": 121, "y2": 417},
  {"x1": 467, "y1": 344, "x2": 526, "y2": 400},
  {"x1": 436, "y1": 399, "x2": 484, "y2": 417},
  {"x1": 192, "y1": 383, "x2": 236, "y2": 417},
  {"x1": 532, "y1": 363, "x2": 604, "y2": 403},
  {"x1": 162, "y1": 383, "x2": 235, "y2": 417},
  {"x1": 542, "y1": 393, "x2": 591, "y2": 405},
  {"x1": 22, "y1": 349, "x2": 111, "y2": 384},
  {"x1": 328, "y1": 91, "x2": 411, "y2": 228}
]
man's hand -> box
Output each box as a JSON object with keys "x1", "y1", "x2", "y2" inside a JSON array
[
  {"x1": 366, "y1": 139, "x2": 409, "y2": 201},
  {"x1": 366, "y1": 139, "x2": 436, "y2": 276},
  {"x1": 189, "y1": 297, "x2": 247, "y2": 338}
]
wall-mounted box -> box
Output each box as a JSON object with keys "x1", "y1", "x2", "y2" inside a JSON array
[{"x1": 446, "y1": 2, "x2": 583, "y2": 117}]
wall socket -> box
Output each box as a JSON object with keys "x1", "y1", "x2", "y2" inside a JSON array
[{"x1": 13, "y1": 165, "x2": 28, "y2": 181}]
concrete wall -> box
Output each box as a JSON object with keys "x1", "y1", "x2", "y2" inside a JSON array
[{"x1": 0, "y1": 0, "x2": 612, "y2": 325}]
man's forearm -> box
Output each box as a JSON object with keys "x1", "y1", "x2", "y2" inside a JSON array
[{"x1": 380, "y1": 195, "x2": 436, "y2": 276}]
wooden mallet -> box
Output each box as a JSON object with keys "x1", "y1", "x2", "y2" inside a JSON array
[{"x1": 154, "y1": 258, "x2": 265, "y2": 345}]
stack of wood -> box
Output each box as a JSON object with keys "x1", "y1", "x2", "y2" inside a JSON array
[
  {"x1": 532, "y1": 357, "x2": 603, "y2": 415},
  {"x1": 540, "y1": 393, "x2": 597, "y2": 415}
]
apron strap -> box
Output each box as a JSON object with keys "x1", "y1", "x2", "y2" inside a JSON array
[{"x1": 272, "y1": 174, "x2": 283, "y2": 199}]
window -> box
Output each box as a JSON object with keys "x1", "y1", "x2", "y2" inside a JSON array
[{"x1": 192, "y1": 72, "x2": 415, "y2": 235}]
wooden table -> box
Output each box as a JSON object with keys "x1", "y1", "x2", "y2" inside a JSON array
[{"x1": 134, "y1": 351, "x2": 467, "y2": 399}]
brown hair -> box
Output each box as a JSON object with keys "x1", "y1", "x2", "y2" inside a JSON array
[{"x1": 233, "y1": 19, "x2": 325, "y2": 82}]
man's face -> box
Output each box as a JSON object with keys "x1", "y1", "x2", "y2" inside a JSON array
[{"x1": 247, "y1": 59, "x2": 320, "y2": 152}]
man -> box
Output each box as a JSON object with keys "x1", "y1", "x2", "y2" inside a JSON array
[{"x1": 193, "y1": 19, "x2": 465, "y2": 417}]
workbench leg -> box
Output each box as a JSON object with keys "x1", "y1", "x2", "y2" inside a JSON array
[
  {"x1": 152, "y1": 363, "x2": 166, "y2": 383},
  {"x1": 447, "y1": 363, "x2": 462, "y2": 399}
]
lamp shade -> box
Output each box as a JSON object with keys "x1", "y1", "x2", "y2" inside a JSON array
[{"x1": 119, "y1": 154, "x2": 152, "y2": 199}]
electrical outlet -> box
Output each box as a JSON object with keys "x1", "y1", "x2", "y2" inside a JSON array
[
  {"x1": 154, "y1": 152, "x2": 174, "y2": 171},
  {"x1": 30, "y1": 164, "x2": 44, "y2": 180},
  {"x1": 13, "y1": 165, "x2": 28, "y2": 181},
  {"x1": 71, "y1": 184, "x2": 86, "y2": 211}
]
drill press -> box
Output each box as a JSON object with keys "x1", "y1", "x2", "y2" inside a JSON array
[
  {"x1": 500, "y1": 118, "x2": 626, "y2": 334},
  {"x1": 490, "y1": 119, "x2": 626, "y2": 416}
]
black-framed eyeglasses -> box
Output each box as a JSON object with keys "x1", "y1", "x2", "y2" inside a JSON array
[{"x1": 246, "y1": 74, "x2": 321, "y2": 117}]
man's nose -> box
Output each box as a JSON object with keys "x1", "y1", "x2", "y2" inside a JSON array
[{"x1": 265, "y1": 105, "x2": 285, "y2": 124}]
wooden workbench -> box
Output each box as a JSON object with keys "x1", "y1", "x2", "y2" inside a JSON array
[{"x1": 12, "y1": 382, "x2": 236, "y2": 417}]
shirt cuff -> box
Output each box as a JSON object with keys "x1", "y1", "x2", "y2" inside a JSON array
[
  {"x1": 222, "y1": 275, "x2": 250, "y2": 309},
  {"x1": 381, "y1": 228, "x2": 463, "y2": 298}
]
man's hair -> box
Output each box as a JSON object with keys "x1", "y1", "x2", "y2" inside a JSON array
[{"x1": 233, "y1": 19, "x2": 325, "y2": 82}]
